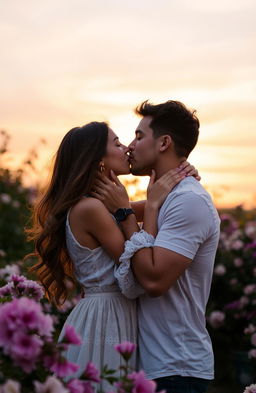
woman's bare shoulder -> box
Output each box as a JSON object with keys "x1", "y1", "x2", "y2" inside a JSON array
[{"x1": 70, "y1": 197, "x2": 107, "y2": 219}]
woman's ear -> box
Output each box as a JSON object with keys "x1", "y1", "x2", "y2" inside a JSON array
[
  {"x1": 159, "y1": 135, "x2": 172, "y2": 152},
  {"x1": 99, "y1": 161, "x2": 106, "y2": 173}
]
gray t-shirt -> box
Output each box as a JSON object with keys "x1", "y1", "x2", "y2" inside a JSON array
[{"x1": 138, "y1": 176, "x2": 220, "y2": 380}]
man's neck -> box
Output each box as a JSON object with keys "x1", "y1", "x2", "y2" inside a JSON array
[{"x1": 154, "y1": 157, "x2": 183, "y2": 180}]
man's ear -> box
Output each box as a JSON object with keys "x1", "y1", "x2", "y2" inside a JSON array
[{"x1": 159, "y1": 135, "x2": 172, "y2": 152}]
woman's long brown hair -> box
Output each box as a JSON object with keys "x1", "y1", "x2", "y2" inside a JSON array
[{"x1": 26, "y1": 122, "x2": 108, "y2": 305}]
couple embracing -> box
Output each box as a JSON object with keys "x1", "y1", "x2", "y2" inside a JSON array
[{"x1": 30, "y1": 100, "x2": 220, "y2": 393}]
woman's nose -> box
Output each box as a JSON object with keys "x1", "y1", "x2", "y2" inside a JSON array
[{"x1": 128, "y1": 140, "x2": 135, "y2": 151}]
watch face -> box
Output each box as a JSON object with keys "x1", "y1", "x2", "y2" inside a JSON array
[
  {"x1": 114, "y1": 208, "x2": 134, "y2": 222},
  {"x1": 115, "y1": 208, "x2": 126, "y2": 221}
]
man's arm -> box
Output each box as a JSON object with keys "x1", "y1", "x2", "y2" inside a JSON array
[
  {"x1": 119, "y1": 192, "x2": 210, "y2": 296},
  {"x1": 117, "y1": 207, "x2": 191, "y2": 296}
]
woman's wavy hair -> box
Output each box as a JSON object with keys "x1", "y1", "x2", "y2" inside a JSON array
[{"x1": 26, "y1": 122, "x2": 109, "y2": 305}]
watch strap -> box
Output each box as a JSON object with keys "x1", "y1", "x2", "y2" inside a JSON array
[{"x1": 113, "y1": 208, "x2": 135, "y2": 223}]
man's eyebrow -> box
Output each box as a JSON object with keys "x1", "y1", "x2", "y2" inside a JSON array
[{"x1": 135, "y1": 130, "x2": 144, "y2": 135}]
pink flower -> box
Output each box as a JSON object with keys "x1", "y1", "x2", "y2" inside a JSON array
[
  {"x1": 245, "y1": 222, "x2": 256, "y2": 239},
  {"x1": 244, "y1": 384, "x2": 256, "y2": 393},
  {"x1": 0, "y1": 249, "x2": 6, "y2": 257},
  {"x1": 0, "y1": 283, "x2": 13, "y2": 297},
  {"x1": 63, "y1": 325, "x2": 82, "y2": 345},
  {"x1": 208, "y1": 311, "x2": 225, "y2": 328},
  {"x1": 67, "y1": 379, "x2": 95, "y2": 393},
  {"x1": 0, "y1": 193, "x2": 11, "y2": 204},
  {"x1": 244, "y1": 285, "x2": 256, "y2": 295},
  {"x1": 12, "y1": 297, "x2": 41, "y2": 329},
  {"x1": 11, "y1": 274, "x2": 26, "y2": 283},
  {"x1": 0, "y1": 379, "x2": 21, "y2": 393},
  {"x1": 5, "y1": 275, "x2": 45, "y2": 301},
  {"x1": 244, "y1": 324, "x2": 256, "y2": 334},
  {"x1": 50, "y1": 357, "x2": 80, "y2": 378},
  {"x1": 231, "y1": 239, "x2": 243, "y2": 250},
  {"x1": 0, "y1": 297, "x2": 54, "y2": 372},
  {"x1": 19, "y1": 298, "x2": 52, "y2": 336},
  {"x1": 114, "y1": 341, "x2": 137, "y2": 360},
  {"x1": 0, "y1": 303, "x2": 19, "y2": 347},
  {"x1": 34, "y1": 376, "x2": 68, "y2": 393},
  {"x1": 128, "y1": 371, "x2": 156, "y2": 393},
  {"x1": 38, "y1": 313, "x2": 54, "y2": 337},
  {"x1": 21, "y1": 279, "x2": 44, "y2": 301},
  {"x1": 83, "y1": 362, "x2": 100, "y2": 382},
  {"x1": 233, "y1": 258, "x2": 243, "y2": 267},
  {"x1": 240, "y1": 296, "x2": 249, "y2": 308},
  {"x1": 10, "y1": 331, "x2": 43, "y2": 372},
  {"x1": 214, "y1": 264, "x2": 226, "y2": 276},
  {"x1": 248, "y1": 349, "x2": 256, "y2": 359},
  {"x1": 81, "y1": 382, "x2": 94, "y2": 393},
  {"x1": 67, "y1": 379, "x2": 85, "y2": 393},
  {"x1": 251, "y1": 333, "x2": 256, "y2": 347}
]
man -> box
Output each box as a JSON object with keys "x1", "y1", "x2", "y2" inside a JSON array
[{"x1": 95, "y1": 100, "x2": 220, "y2": 393}]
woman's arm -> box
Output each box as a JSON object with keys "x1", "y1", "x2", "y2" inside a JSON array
[
  {"x1": 69, "y1": 197, "x2": 127, "y2": 263},
  {"x1": 130, "y1": 200, "x2": 145, "y2": 222}
]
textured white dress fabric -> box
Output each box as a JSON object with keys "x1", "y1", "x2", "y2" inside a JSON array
[{"x1": 58, "y1": 212, "x2": 138, "y2": 385}]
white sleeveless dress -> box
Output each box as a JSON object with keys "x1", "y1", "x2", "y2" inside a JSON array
[{"x1": 58, "y1": 212, "x2": 143, "y2": 383}]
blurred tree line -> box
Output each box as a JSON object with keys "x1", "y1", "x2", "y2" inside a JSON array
[{"x1": 0, "y1": 130, "x2": 34, "y2": 264}]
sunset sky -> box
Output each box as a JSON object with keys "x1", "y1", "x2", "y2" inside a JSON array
[{"x1": 1, "y1": 0, "x2": 256, "y2": 208}]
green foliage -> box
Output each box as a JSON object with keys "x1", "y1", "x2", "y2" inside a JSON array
[
  {"x1": 207, "y1": 207, "x2": 256, "y2": 389},
  {"x1": 0, "y1": 130, "x2": 35, "y2": 265}
]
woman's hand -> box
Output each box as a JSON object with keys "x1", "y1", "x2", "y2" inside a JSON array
[
  {"x1": 146, "y1": 169, "x2": 185, "y2": 210},
  {"x1": 91, "y1": 171, "x2": 130, "y2": 213},
  {"x1": 179, "y1": 160, "x2": 201, "y2": 181}
]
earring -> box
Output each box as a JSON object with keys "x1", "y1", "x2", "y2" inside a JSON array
[{"x1": 99, "y1": 162, "x2": 105, "y2": 173}]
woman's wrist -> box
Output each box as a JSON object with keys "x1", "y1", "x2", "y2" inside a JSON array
[{"x1": 144, "y1": 200, "x2": 161, "y2": 211}]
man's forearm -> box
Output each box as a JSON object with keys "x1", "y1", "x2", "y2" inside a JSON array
[{"x1": 118, "y1": 212, "x2": 158, "y2": 291}]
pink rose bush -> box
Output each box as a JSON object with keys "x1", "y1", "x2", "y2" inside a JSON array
[
  {"x1": 0, "y1": 274, "x2": 44, "y2": 301},
  {"x1": 0, "y1": 295, "x2": 81, "y2": 384},
  {"x1": 0, "y1": 274, "x2": 160, "y2": 393},
  {"x1": 115, "y1": 342, "x2": 137, "y2": 361},
  {"x1": 207, "y1": 209, "x2": 256, "y2": 385},
  {"x1": 128, "y1": 371, "x2": 156, "y2": 393},
  {"x1": 244, "y1": 384, "x2": 256, "y2": 393}
]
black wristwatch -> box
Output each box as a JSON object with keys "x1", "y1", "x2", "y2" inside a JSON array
[{"x1": 113, "y1": 208, "x2": 135, "y2": 223}]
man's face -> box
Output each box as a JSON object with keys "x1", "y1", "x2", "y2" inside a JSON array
[{"x1": 128, "y1": 116, "x2": 159, "y2": 176}]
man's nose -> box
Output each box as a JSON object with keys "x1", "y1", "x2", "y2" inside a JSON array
[{"x1": 128, "y1": 140, "x2": 135, "y2": 151}]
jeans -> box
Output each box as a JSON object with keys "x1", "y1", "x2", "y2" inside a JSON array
[{"x1": 155, "y1": 375, "x2": 210, "y2": 393}]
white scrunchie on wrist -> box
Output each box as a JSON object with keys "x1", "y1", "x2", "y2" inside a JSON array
[
  {"x1": 120, "y1": 230, "x2": 155, "y2": 263},
  {"x1": 114, "y1": 230, "x2": 155, "y2": 299}
]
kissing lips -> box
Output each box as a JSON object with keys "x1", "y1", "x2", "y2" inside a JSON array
[{"x1": 128, "y1": 154, "x2": 135, "y2": 163}]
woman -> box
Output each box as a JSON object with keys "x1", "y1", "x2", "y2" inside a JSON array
[{"x1": 28, "y1": 122, "x2": 196, "y2": 381}]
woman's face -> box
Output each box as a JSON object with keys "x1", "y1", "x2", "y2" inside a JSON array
[{"x1": 103, "y1": 128, "x2": 130, "y2": 175}]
